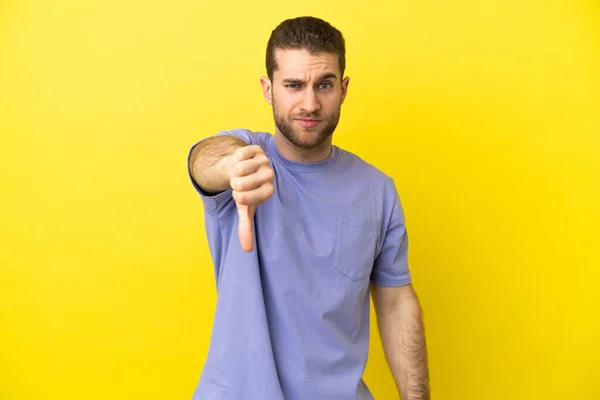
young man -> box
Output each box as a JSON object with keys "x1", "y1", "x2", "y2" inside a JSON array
[{"x1": 188, "y1": 16, "x2": 430, "y2": 400}]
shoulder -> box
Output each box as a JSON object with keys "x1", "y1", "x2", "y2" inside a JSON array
[
  {"x1": 336, "y1": 146, "x2": 397, "y2": 193},
  {"x1": 214, "y1": 128, "x2": 271, "y2": 148},
  {"x1": 335, "y1": 147, "x2": 404, "y2": 229}
]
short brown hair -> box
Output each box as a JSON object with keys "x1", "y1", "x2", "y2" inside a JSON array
[{"x1": 265, "y1": 16, "x2": 346, "y2": 81}]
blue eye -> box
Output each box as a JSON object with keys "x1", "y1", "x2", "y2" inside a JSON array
[{"x1": 319, "y1": 82, "x2": 332, "y2": 89}]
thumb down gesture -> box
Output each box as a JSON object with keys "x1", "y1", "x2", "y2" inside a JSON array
[{"x1": 229, "y1": 145, "x2": 275, "y2": 252}]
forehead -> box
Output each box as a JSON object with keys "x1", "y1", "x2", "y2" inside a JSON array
[{"x1": 273, "y1": 48, "x2": 340, "y2": 80}]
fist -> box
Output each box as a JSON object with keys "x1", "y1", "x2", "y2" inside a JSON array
[{"x1": 229, "y1": 145, "x2": 274, "y2": 252}]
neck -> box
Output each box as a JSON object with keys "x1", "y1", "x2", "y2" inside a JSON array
[{"x1": 273, "y1": 131, "x2": 332, "y2": 163}]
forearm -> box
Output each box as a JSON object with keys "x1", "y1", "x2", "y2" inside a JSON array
[
  {"x1": 377, "y1": 294, "x2": 430, "y2": 400},
  {"x1": 189, "y1": 135, "x2": 247, "y2": 193}
]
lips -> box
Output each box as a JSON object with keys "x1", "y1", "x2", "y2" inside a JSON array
[{"x1": 295, "y1": 119, "x2": 321, "y2": 128}]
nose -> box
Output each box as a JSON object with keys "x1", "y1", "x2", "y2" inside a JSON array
[{"x1": 300, "y1": 88, "x2": 320, "y2": 114}]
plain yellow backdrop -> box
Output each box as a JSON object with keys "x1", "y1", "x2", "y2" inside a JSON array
[{"x1": 1, "y1": 0, "x2": 599, "y2": 399}]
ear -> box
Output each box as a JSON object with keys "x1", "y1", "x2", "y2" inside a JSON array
[
  {"x1": 260, "y1": 76, "x2": 272, "y2": 105},
  {"x1": 340, "y1": 76, "x2": 350, "y2": 105}
]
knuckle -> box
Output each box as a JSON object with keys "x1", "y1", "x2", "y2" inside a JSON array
[
  {"x1": 265, "y1": 184, "x2": 274, "y2": 198},
  {"x1": 237, "y1": 177, "x2": 251, "y2": 191},
  {"x1": 249, "y1": 145, "x2": 261, "y2": 155},
  {"x1": 235, "y1": 191, "x2": 248, "y2": 204},
  {"x1": 241, "y1": 161, "x2": 254, "y2": 176},
  {"x1": 231, "y1": 177, "x2": 243, "y2": 191},
  {"x1": 264, "y1": 168, "x2": 275, "y2": 181}
]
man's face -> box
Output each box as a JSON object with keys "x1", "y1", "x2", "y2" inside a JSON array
[{"x1": 261, "y1": 49, "x2": 349, "y2": 150}]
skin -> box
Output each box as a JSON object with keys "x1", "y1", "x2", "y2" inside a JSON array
[
  {"x1": 189, "y1": 47, "x2": 430, "y2": 399},
  {"x1": 260, "y1": 48, "x2": 349, "y2": 163},
  {"x1": 237, "y1": 48, "x2": 351, "y2": 250}
]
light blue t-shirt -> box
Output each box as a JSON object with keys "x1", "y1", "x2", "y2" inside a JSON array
[{"x1": 188, "y1": 129, "x2": 411, "y2": 400}]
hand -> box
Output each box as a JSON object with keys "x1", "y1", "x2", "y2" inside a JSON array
[{"x1": 229, "y1": 145, "x2": 274, "y2": 252}]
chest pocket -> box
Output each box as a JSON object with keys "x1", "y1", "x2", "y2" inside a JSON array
[{"x1": 332, "y1": 213, "x2": 379, "y2": 282}]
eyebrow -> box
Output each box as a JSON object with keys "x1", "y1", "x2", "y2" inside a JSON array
[{"x1": 282, "y1": 72, "x2": 338, "y2": 84}]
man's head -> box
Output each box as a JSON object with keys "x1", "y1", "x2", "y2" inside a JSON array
[{"x1": 261, "y1": 17, "x2": 349, "y2": 151}]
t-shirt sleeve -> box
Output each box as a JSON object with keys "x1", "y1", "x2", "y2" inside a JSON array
[
  {"x1": 370, "y1": 184, "x2": 412, "y2": 287},
  {"x1": 187, "y1": 128, "x2": 257, "y2": 216}
]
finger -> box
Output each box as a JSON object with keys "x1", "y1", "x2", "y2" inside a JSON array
[
  {"x1": 230, "y1": 157, "x2": 262, "y2": 178},
  {"x1": 237, "y1": 203, "x2": 255, "y2": 252},
  {"x1": 230, "y1": 167, "x2": 274, "y2": 192},
  {"x1": 234, "y1": 145, "x2": 264, "y2": 162},
  {"x1": 232, "y1": 183, "x2": 274, "y2": 206}
]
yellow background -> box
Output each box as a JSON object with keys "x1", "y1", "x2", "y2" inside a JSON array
[{"x1": 1, "y1": 0, "x2": 599, "y2": 399}]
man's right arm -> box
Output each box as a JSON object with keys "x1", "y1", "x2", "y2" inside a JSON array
[
  {"x1": 188, "y1": 135, "x2": 248, "y2": 194},
  {"x1": 188, "y1": 133, "x2": 274, "y2": 251}
]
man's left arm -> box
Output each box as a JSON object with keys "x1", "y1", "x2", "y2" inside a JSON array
[{"x1": 371, "y1": 282, "x2": 430, "y2": 400}]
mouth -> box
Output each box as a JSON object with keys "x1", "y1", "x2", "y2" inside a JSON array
[{"x1": 295, "y1": 118, "x2": 321, "y2": 128}]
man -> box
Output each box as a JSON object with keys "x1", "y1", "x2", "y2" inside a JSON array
[{"x1": 187, "y1": 16, "x2": 430, "y2": 400}]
